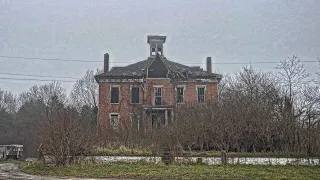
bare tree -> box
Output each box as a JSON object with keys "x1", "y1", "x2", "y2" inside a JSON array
[
  {"x1": 0, "y1": 89, "x2": 17, "y2": 114},
  {"x1": 70, "y1": 69, "x2": 102, "y2": 110},
  {"x1": 16, "y1": 81, "x2": 67, "y2": 156},
  {"x1": 36, "y1": 106, "x2": 96, "y2": 166},
  {"x1": 276, "y1": 55, "x2": 311, "y2": 153}
]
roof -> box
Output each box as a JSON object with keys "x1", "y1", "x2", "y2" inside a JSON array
[
  {"x1": 0, "y1": 144, "x2": 23, "y2": 147},
  {"x1": 147, "y1": 35, "x2": 166, "y2": 44},
  {"x1": 95, "y1": 54, "x2": 222, "y2": 82}
]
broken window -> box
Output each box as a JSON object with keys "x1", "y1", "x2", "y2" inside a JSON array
[
  {"x1": 131, "y1": 87, "x2": 139, "y2": 104},
  {"x1": 110, "y1": 114, "x2": 119, "y2": 130},
  {"x1": 177, "y1": 87, "x2": 184, "y2": 103},
  {"x1": 130, "y1": 113, "x2": 139, "y2": 131},
  {"x1": 197, "y1": 87, "x2": 206, "y2": 103},
  {"x1": 154, "y1": 87, "x2": 162, "y2": 105},
  {"x1": 151, "y1": 113, "x2": 165, "y2": 129},
  {"x1": 111, "y1": 87, "x2": 119, "y2": 104}
]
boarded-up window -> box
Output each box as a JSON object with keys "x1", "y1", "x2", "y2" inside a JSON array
[
  {"x1": 111, "y1": 87, "x2": 119, "y2": 104},
  {"x1": 110, "y1": 114, "x2": 119, "y2": 130},
  {"x1": 131, "y1": 87, "x2": 139, "y2": 104},
  {"x1": 197, "y1": 87, "x2": 206, "y2": 103},
  {"x1": 130, "y1": 113, "x2": 139, "y2": 131},
  {"x1": 177, "y1": 87, "x2": 184, "y2": 103},
  {"x1": 154, "y1": 87, "x2": 162, "y2": 105}
]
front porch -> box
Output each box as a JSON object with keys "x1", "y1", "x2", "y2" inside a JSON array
[{"x1": 142, "y1": 106, "x2": 174, "y2": 129}]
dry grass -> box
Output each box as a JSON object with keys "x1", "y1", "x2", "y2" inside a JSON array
[{"x1": 21, "y1": 162, "x2": 320, "y2": 180}]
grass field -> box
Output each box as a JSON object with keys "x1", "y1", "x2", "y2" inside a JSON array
[{"x1": 21, "y1": 162, "x2": 320, "y2": 180}]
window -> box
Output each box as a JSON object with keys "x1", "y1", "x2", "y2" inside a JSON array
[
  {"x1": 197, "y1": 87, "x2": 206, "y2": 103},
  {"x1": 176, "y1": 87, "x2": 184, "y2": 103},
  {"x1": 111, "y1": 86, "x2": 119, "y2": 104},
  {"x1": 130, "y1": 113, "x2": 139, "y2": 131},
  {"x1": 151, "y1": 112, "x2": 165, "y2": 129},
  {"x1": 158, "y1": 48, "x2": 162, "y2": 55},
  {"x1": 131, "y1": 87, "x2": 139, "y2": 104},
  {"x1": 110, "y1": 114, "x2": 119, "y2": 130},
  {"x1": 154, "y1": 87, "x2": 162, "y2": 105},
  {"x1": 151, "y1": 48, "x2": 156, "y2": 55}
]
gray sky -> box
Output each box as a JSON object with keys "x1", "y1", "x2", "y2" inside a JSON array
[{"x1": 1, "y1": 0, "x2": 320, "y2": 94}]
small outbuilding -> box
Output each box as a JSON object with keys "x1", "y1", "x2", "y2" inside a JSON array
[{"x1": 0, "y1": 145, "x2": 23, "y2": 160}]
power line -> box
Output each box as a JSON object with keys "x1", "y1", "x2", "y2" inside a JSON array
[
  {"x1": 0, "y1": 77, "x2": 77, "y2": 83},
  {"x1": 213, "y1": 61, "x2": 319, "y2": 65},
  {"x1": 0, "y1": 75, "x2": 318, "y2": 85},
  {"x1": 0, "y1": 55, "x2": 101, "y2": 63},
  {"x1": 1, "y1": 55, "x2": 319, "y2": 65},
  {"x1": 0, "y1": 72, "x2": 79, "y2": 80}
]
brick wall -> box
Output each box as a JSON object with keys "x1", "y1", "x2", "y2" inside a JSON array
[{"x1": 98, "y1": 79, "x2": 218, "y2": 129}]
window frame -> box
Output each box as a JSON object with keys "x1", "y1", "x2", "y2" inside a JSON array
[
  {"x1": 130, "y1": 113, "x2": 139, "y2": 131},
  {"x1": 176, "y1": 85, "x2": 185, "y2": 104},
  {"x1": 109, "y1": 113, "x2": 120, "y2": 130},
  {"x1": 196, "y1": 85, "x2": 206, "y2": 104},
  {"x1": 154, "y1": 87, "x2": 162, "y2": 105},
  {"x1": 151, "y1": 47, "x2": 156, "y2": 56},
  {"x1": 130, "y1": 86, "x2": 140, "y2": 104},
  {"x1": 110, "y1": 85, "x2": 120, "y2": 104}
]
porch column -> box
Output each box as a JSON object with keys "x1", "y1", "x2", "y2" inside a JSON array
[
  {"x1": 165, "y1": 110, "x2": 168, "y2": 126},
  {"x1": 171, "y1": 108, "x2": 174, "y2": 122},
  {"x1": 142, "y1": 110, "x2": 147, "y2": 133}
]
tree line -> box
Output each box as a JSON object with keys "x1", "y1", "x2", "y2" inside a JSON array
[
  {"x1": 0, "y1": 55, "x2": 320, "y2": 165},
  {"x1": 100, "y1": 56, "x2": 320, "y2": 157}
]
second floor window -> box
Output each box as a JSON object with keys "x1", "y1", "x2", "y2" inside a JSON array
[
  {"x1": 111, "y1": 87, "x2": 119, "y2": 104},
  {"x1": 154, "y1": 87, "x2": 162, "y2": 105},
  {"x1": 177, "y1": 87, "x2": 184, "y2": 103},
  {"x1": 197, "y1": 87, "x2": 206, "y2": 103},
  {"x1": 131, "y1": 87, "x2": 139, "y2": 104}
]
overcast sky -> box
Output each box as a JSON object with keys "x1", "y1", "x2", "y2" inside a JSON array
[{"x1": 1, "y1": 0, "x2": 320, "y2": 94}]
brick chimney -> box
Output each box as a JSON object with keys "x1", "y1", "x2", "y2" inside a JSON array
[
  {"x1": 104, "y1": 53, "x2": 109, "y2": 73},
  {"x1": 206, "y1": 57, "x2": 212, "y2": 73}
]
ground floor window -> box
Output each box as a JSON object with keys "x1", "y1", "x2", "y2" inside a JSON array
[
  {"x1": 130, "y1": 113, "x2": 139, "y2": 131},
  {"x1": 110, "y1": 114, "x2": 119, "y2": 130}
]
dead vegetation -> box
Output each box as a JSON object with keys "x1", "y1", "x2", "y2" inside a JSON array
[{"x1": 1, "y1": 56, "x2": 320, "y2": 166}]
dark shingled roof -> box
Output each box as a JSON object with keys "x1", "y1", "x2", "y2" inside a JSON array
[{"x1": 95, "y1": 55, "x2": 222, "y2": 81}]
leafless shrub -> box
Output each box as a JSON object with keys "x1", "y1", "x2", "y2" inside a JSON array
[{"x1": 36, "y1": 106, "x2": 96, "y2": 166}]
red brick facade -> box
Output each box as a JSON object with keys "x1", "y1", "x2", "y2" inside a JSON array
[{"x1": 97, "y1": 79, "x2": 218, "y2": 129}]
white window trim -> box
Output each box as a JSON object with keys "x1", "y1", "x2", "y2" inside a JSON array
[
  {"x1": 196, "y1": 85, "x2": 207, "y2": 103},
  {"x1": 176, "y1": 85, "x2": 186, "y2": 104},
  {"x1": 130, "y1": 86, "x2": 140, "y2": 104},
  {"x1": 130, "y1": 113, "x2": 139, "y2": 131},
  {"x1": 110, "y1": 85, "x2": 120, "y2": 104},
  {"x1": 154, "y1": 87, "x2": 163, "y2": 105},
  {"x1": 153, "y1": 85, "x2": 164, "y2": 87},
  {"x1": 109, "y1": 113, "x2": 120, "y2": 130}
]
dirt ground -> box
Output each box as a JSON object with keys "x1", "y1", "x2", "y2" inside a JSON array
[{"x1": 0, "y1": 163, "x2": 130, "y2": 180}]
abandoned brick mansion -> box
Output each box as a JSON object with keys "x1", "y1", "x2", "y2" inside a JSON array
[{"x1": 95, "y1": 35, "x2": 222, "y2": 130}]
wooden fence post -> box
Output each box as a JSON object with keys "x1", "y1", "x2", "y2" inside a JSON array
[
  {"x1": 221, "y1": 150, "x2": 227, "y2": 165},
  {"x1": 161, "y1": 146, "x2": 174, "y2": 165}
]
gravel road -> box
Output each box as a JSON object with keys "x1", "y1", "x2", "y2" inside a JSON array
[{"x1": 0, "y1": 163, "x2": 130, "y2": 180}]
